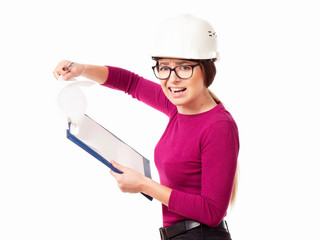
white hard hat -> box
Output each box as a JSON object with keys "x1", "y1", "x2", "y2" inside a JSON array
[{"x1": 151, "y1": 14, "x2": 219, "y2": 60}]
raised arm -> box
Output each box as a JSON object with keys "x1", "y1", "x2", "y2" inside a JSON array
[{"x1": 53, "y1": 60, "x2": 109, "y2": 84}]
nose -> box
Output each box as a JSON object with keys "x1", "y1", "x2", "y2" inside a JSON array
[{"x1": 168, "y1": 69, "x2": 181, "y2": 83}]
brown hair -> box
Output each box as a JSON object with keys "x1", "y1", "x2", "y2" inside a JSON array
[
  {"x1": 200, "y1": 60, "x2": 216, "y2": 88},
  {"x1": 201, "y1": 60, "x2": 239, "y2": 208},
  {"x1": 199, "y1": 60, "x2": 221, "y2": 104}
]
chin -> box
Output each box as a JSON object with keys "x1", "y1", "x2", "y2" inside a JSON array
[{"x1": 168, "y1": 97, "x2": 187, "y2": 107}]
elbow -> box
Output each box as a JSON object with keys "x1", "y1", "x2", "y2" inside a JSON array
[
  {"x1": 200, "y1": 200, "x2": 227, "y2": 227},
  {"x1": 203, "y1": 216, "x2": 225, "y2": 228}
]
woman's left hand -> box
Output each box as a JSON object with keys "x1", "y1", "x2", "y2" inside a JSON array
[{"x1": 110, "y1": 160, "x2": 146, "y2": 193}]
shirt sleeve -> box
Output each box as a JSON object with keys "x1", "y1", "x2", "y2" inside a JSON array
[
  {"x1": 168, "y1": 120, "x2": 239, "y2": 227},
  {"x1": 102, "y1": 66, "x2": 175, "y2": 116}
]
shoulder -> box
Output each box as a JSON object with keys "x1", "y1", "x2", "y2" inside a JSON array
[
  {"x1": 200, "y1": 104, "x2": 239, "y2": 143},
  {"x1": 205, "y1": 104, "x2": 237, "y2": 128}
]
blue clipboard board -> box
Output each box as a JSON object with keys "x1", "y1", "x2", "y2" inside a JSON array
[{"x1": 66, "y1": 117, "x2": 153, "y2": 201}]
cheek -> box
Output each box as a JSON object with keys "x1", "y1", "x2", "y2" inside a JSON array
[
  {"x1": 160, "y1": 81, "x2": 168, "y2": 93},
  {"x1": 189, "y1": 78, "x2": 206, "y2": 94},
  {"x1": 190, "y1": 70, "x2": 205, "y2": 90}
]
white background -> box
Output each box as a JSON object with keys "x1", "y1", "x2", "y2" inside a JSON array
[{"x1": 1, "y1": 0, "x2": 319, "y2": 239}]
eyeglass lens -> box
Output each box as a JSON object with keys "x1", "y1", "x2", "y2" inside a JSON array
[{"x1": 153, "y1": 65, "x2": 199, "y2": 80}]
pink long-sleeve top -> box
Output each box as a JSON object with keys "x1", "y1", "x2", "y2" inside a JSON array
[{"x1": 103, "y1": 66, "x2": 239, "y2": 227}]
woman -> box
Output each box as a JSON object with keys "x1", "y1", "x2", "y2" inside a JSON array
[{"x1": 53, "y1": 14, "x2": 239, "y2": 240}]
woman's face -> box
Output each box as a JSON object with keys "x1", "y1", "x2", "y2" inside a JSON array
[{"x1": 158, "y1": 58, "x2": 210, "y2": 114}]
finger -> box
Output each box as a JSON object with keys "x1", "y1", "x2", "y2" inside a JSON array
[
  {"x1": 111, "y1": 160, "x2": 125, "y2": 172},
  {"x1": 110, "y1": 169, "x2": 120, "y2": 179},
  {"x1": 53, "y1": 70, "x2": 60, "y2": 80},
  {"x1": 62, "y1": 62, "x2": 74, "y2": 71},
  {"x1": 53, "y1": 67, "x2": 66, "y2": 80},
  {"x1": 63, "y1": 71, "x2": 75, "y2": 81},
  {"x1": 53, "y1": 60, "x2": 71, "y2": 80}
]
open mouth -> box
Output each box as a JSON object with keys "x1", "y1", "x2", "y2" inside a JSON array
[{"x1": 169, "y1": 87, "x2": 187, "y2": 93}]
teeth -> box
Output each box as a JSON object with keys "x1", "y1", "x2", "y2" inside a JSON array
[{"x1": 170, "y1": 87, "x2": 186, "y2": 93}]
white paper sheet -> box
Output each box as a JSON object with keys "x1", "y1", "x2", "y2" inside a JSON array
[{"x1": 73, "y1": 116, "x2": 145, "y2": 175}]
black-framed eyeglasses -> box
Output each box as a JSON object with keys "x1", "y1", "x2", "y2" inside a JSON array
[{"x1": 152, "y1": 64, "x2": 201, "y2": 80}]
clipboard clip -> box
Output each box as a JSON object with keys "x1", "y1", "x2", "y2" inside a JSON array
[{"x1": 67, "y1": 117, "x2": 80, "y2": 133}]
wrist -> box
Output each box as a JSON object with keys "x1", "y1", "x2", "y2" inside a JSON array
[
  {"x1": 140, "y1": 175, "x2": 152, "y2": 194},
  {"x1": 81, "y1": 64, "x2": 88, "y2": 76}
]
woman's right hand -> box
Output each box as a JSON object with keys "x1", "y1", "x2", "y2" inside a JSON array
[{"x1": 53, "y1": 60, "x2": 85, "y2": 81}]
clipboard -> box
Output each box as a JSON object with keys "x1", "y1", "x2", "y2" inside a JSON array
[{"x1": 66, "y1": 115, "x2": 153, "y2": 201}]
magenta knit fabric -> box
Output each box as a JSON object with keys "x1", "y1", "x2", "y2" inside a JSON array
[{"x1": 103, "y1": 66, "x2": 239, "y2": 227}]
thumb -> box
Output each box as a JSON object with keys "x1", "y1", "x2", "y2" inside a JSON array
[
  {"x1": 110, "y1": 160, "x2": 125, "y2": 172},
  {"x1": 63, "y1": 71, "x2": 76, "y2": 81}
]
